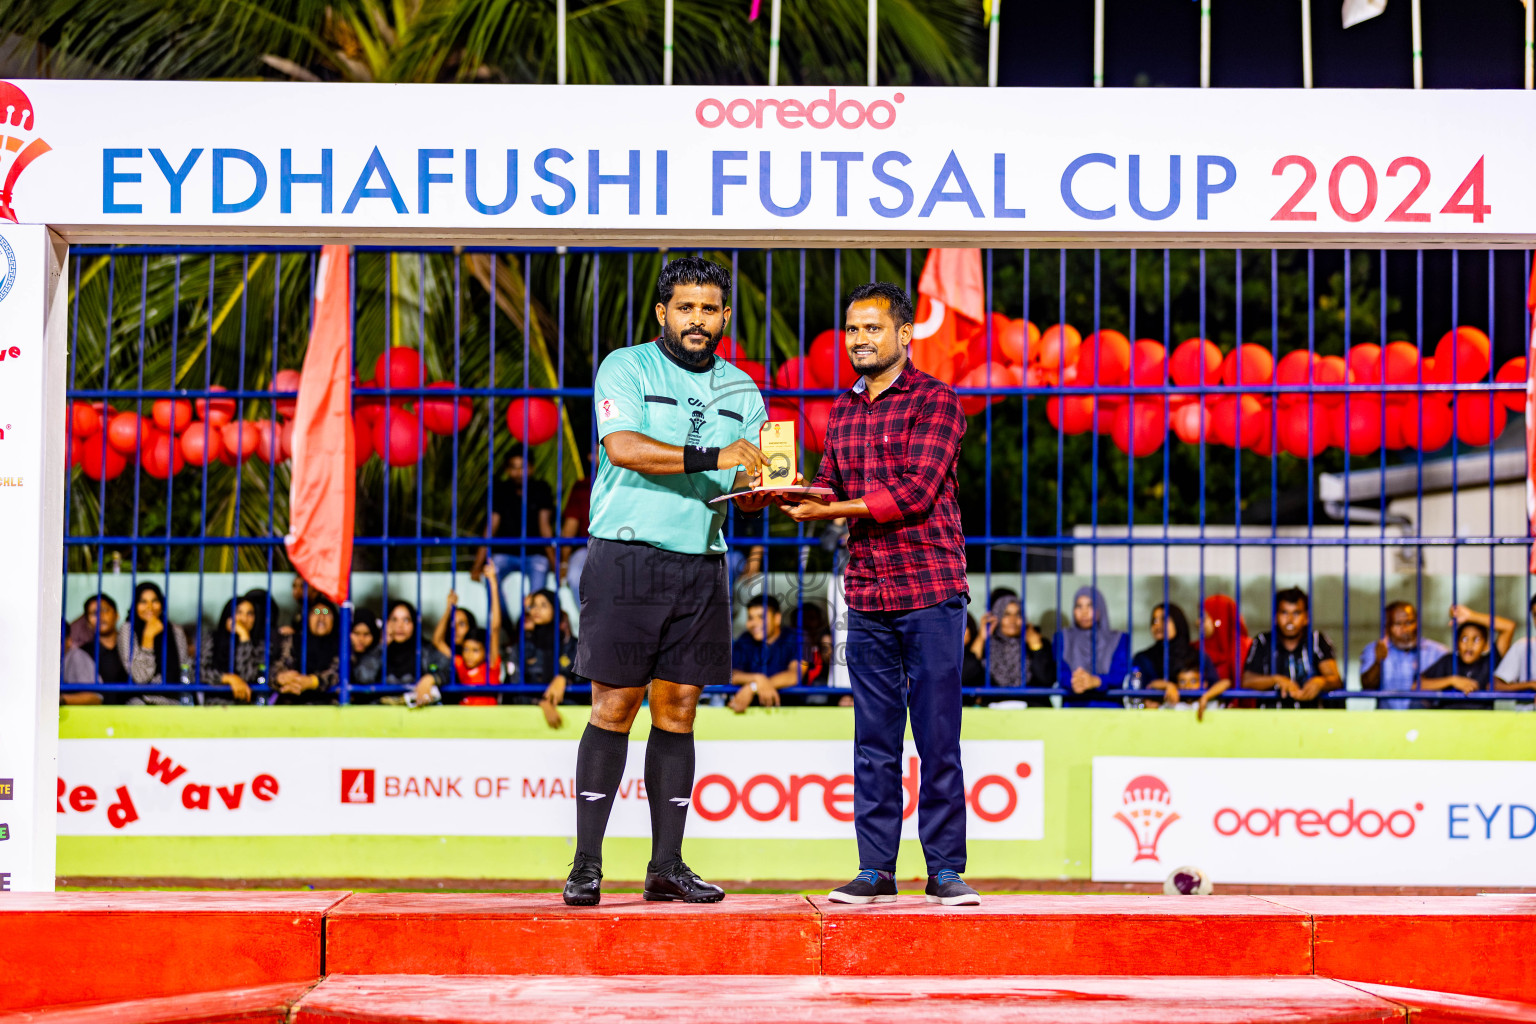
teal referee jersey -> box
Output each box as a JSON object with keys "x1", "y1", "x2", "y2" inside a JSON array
[{"x1": 590, "y1": 341, "x2": 767, "y2": 555}]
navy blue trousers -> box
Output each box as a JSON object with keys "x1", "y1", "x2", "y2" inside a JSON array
[{"x1": 846, "y1": 593, "x2": 968, "y2": 875}]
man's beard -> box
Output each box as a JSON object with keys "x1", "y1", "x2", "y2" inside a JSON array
[
  {"x1": 851, "y1": 346, "x2": 903, "y2": 379},
  {"x1": 661, "y1": 322, "x2": 722, "y2": 367}
]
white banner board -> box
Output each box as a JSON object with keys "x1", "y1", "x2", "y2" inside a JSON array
[
  {"x1": 57, "y1": 738, "x2": 1044, "y2": 841},
  {"x1": 1092, "y1": 756, "x2": 1536, "y2": 887},
  {"x1": 0, "y1": 225, "x2": 68, "y2": 893},
  {"x1": 2, "y1": 79, "x2": 1531, "y2": 244}
]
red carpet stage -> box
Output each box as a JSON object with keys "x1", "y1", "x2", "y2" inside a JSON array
[{"x1": 4, "y1": 892, "x2": 1536, "y2": 1022}]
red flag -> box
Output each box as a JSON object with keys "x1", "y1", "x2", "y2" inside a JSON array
[
  {"x1": 285, "y1": 245, "x2": 355, "y2": 603},
  {"x1": 910, "y1": 248, "x2": 986, "y2": 384}
]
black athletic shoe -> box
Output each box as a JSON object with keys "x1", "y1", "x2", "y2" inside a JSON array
[
  {"x1": 563, "y1": 853, "x2": 603, "y2": 907},
  {"x1": 827, "y1": 869, "x2": 898, "y2": 905},
  {"x1": 643, "y1": 860, "x2": 725, "y2": 903},
  {"x1": 924, "y1": 869, "x2": 981, "y2": 906}
]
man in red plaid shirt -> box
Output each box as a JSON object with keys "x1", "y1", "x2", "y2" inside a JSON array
[{"x1": 781, "y1": 282, "x2": 977, "y2": 906}]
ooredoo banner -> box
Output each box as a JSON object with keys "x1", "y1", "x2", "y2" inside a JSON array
[
  {"x1": 1, "y1": 79, "x2": 1531, "y2": 242},
  {"x1": 57, "y1": 738, "x2": 1043, "y2": 841},
  {"x1": 1092, "y1": 756, "x2": 1536, "y2": 887}
]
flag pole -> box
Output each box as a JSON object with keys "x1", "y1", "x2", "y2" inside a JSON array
[
  {"x1": 557, "y1": 0, "x2": 567, "y2": 85},
  {"x1": 1200, "y1": 0, "x2": 1212, "y2": 88},
  {"x1": 868, "y1": 0, "x2": 878, "y2": 87},
  {"x1": 664, "y1": 0, "x2": 674, "y2": 85},
  {"x1": 1093, "y1": 0, "x2": 1104, "y2": 87},
  {"x1": 769, "y1": 0, "x2": 782, "y2": 86},
  {"x1": 1300, "y1": 0, "x2": 1313, "y2": 88},
  {"x1": 1526, "y1": 0, "x2": 1533, "y2": 90},
  {"x1": 988, "y1": 1, "x2": 1001, "y2": 87},
  {"x1": 1410, "y1": 0, "x2": 1423, "y2": 88}
]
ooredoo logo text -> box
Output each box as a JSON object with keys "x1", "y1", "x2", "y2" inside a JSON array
[{"x1": 695, "y1": 90, "x2": 904, "y2": 130}]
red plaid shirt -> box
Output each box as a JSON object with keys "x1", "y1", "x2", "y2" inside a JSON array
[{"x1": 812, "y1": 361, "x2": 969, "y2": 613}]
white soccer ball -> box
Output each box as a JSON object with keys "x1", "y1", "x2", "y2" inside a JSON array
[{"x1": 1164, "y1": 865, "x2": 1213, "y2": 895}]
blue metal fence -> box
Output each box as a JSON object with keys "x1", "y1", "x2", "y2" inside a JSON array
[{"x1": 59, "y1": 245, "x2": 1536, "y2": 707}]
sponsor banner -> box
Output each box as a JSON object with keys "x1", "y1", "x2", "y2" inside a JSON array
[
  {"x1": 1092, "y1": 757, "x2": 1536, "y2": 887},
  {"x1": 0, "y1": 79, "x2": 1530, "y2": 241},
  {"x1": 58, "y1": 738, "x2": 1043, "y2": 841}
]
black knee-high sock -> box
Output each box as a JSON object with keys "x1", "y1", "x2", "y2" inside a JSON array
[
  {"x1": 645, "y1": 725, "x2": 695, "y2": 869},
  {"x1": 575, "y1": 723, "x2": 630, "y2": 863}
]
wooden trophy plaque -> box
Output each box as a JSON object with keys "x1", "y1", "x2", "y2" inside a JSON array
[{"x1": 758, "y1": 419, "x2": 798, "y2": 488}]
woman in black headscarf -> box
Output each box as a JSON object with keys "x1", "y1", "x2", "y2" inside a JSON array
[
  {"x1": 118, "y1": 581, "x2": 191, "y2": 705},
  {"x1": 383, "y1": 599, "x2": 450, "y2": 703},
  {"x1": 275, "y1": 595, "x2": 341, "y2": 704},
  {"x1": 348, "y1": 611, "x2": 383, "y2": 689},
  {"x1": 200, "y1": 592, "x2": 269, "y2": 703}
]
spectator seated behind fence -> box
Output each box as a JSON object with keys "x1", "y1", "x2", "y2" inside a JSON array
[
  {"x1": 377, "y1": 600, "x2": 450, "y2": 703},
  {"x1": 973, "y1": 596, "x2": 1054, "y2": 707},
  {"x1": 1493, "y1": 594, "x2": 1536, "y2": 693},
  {"x1": 348, "y1": 612, "x2": 383, "y2": 689},
  {"x1": 1133, "y1": 602, "x2": 1226, "y2": 719},
  {"x1": 62, "y1": 593, "x2": 129, "y2": 704},
  {"x1": 559, "y1": 449, "x2": 594, "y2": 599},
  {"x1": 426, "y1": 565, "x2": 504, "y2": 707},
  {"x1": 473, "y1": 448, "x2": 557, "y2": 596},
  {"x1": 1243, "y1": 588, "x2": 1342, "y2": 709},
  {"x1": 519, "y1": 588, "x2": 580, "y2": 728},
  {"x1": 119, "y1": 582, "x2": 191, "y2": 705},
  {"x1": 200, "y1": 592, "x2": 273, "y2": 704},
  {"x1": 1196, "y1": 595, "x2": 1249, "y2": 698},
  {"x1": 1360, "y1": 600, "x2": 1450, "y2": 710},
  {"x1": 1055, "y1": 586, "x2": 1129, "y2": 708},
  {"x1": 729, "y1": 595, "x2": 805, "y2": 713},
  {"x1": 273, "y1": 595, "x2": 341, "y2": 704},
  {"x1": 1419, "y1": 619, "x2": 1500, "y2": 707}
]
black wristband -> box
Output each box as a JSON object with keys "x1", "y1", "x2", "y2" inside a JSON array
[{"x1": 683, "y1": 445, "x2": 719, "y2": 474}]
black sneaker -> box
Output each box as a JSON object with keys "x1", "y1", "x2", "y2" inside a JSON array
[
  {"x1": 827, "y1": 869, "x2": 898, "y2": 905},
  {"x1": 643, "y1": 860, "x2": 725, "y2": 903},
  {"x1": 562, "y1": 853, "x2": 602, "y2": 907},
  {"x1": 924, "y1": 869, "x2": 981, "y2": 906}
]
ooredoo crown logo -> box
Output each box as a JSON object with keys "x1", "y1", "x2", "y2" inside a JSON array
[
  {"x1": 0, "y1": 81, "x2": 52, "y2": 224},
  {"x1": 1114, "y1": 774, "x2": 1180, "y2": 862}
]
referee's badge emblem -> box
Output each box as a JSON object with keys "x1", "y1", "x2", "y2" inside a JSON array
[{"x1": 598, "y1": 398, "x2": 619, "y2": 422}]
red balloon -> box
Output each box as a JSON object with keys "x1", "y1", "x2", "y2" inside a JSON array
[
  {"x1": 250, "y1": 419, "x2": 284, "y2": 464},
  {"x1": 1046, "y1": 395, "x2": 1096, "y2": 435},
  {"x1": 1246, "y1": 415, "x2": 1276, "y2": 456},
  {"x1": 1129, "y1": 340, "x2": 1167, "y2": 387},
  {"x1": 1111, "y1": 399, "x2": 1167, "y2": 457},
  {"x1": 1220, "y1": 344, "x2": 1274, "y2": 389},
  {"x1": 998, "y1": 319, "x2": 1039, "y2": 367},
  {"x1": 506, "y1": 397, "x2": 560, "y2": 446},
  {"x1": 1420, "y1": 355, "x2": 1446, "y2": 385},
  {"x1": 194, "y1": 385, "x2": 236, "y2": 427},
  {"x1": 1036, "y1": 324, "x2": 1082, "y2": 376},
  {"x1": 957, "y1": 361, "x2": 1010, "y2": 416},
  {"x1": 1454, "y1": 394, "x2": 1507, "y2": 447},
  {"x1": 1435, "y1": 326, "x2": 1491, "y2": 383},
  {"x1": 1314, "y1": 355, "x2": 1352, "y2": 410},
  {"x1": 151, "y1": 399, "x2": 194, "y2": 434},
  {"x1": 1383, "y1": 404, "x2": 1407, "y2": 450},
  {"x1": 1348, "y1": 344, "x2": 1382, "y2": 388},
  {"x1": 715, "y1": 335, "x2": 745, "y2": 362},
  {"x1": 1341, "y1": 399, "x2": 1383, "y2": 456},
  {"x1": 373, "y1": 346, "x2": 425, "y2": 393},
  {"x1": 179, "y1": 423, "x2": 224, "y2": 467},
  {"x1": 773, "y1": 356, "x2": 815, "y2": 392},
  {"x1": 802, "y1": 399, "x2": 834, "y2": 454},
  {"x1": 1277, "y1": 404, "x2": 1329, "y2": 458},
  {"x1": 1209, "y1": 395, "x2": 1265, "y2": 449},
  {"x1": 272, "y1": 369, "x2": 302, "y2": 419},
  {"x1": 1380, "y1": 341, "x2": 1422, "y2": 406},
  {"x1": 106, "y1": 412, "x2": 149, "y2": 455},
  {"x1": 70, "y1": 402, "x2": 101, "y2": 437},
  {"x1": 421, "y1": 381, "x2": 474, "y2": 435},
  {"x1": 734, "y1": 359, "x2": 768, "y2": 390},
  {"x1": 352, "y1": 411, "x2": 376, "y2": 467},
  {"x1": 77, "y1": 433, "x2": 127, "y2": 480},
  {"x1": 1170, "y1": 401, "x2": 1208, "y2": 446},
  {"x1": 764, "y1": 400, "x2": 822, "y2": 453},
  {"x1": 1073, "y1": 329, "x2": 1131, "y2": 387},
  {"x1": 280, "y1": 418, "x2": 294, "y2": 461},
  {"x1": 1169, "y1": 338, "x2": 1223, "y2": 387},
  {"x1": 373, "y1": 408, "x2": 426, "y2": 465},
  {"x1": 1400, "y1": 397, "x2": 1454, "y2": 451},
  {"x1": 142, "y1": 433, "x2": 185, "y2": 479},
  {"x1": 1494, "y1": 357, "x2": 1527, "y2": 413},
  {"x1": 220, "y1": 420, "x2": 261, "y2": 463},
  {"x1": 808, "y1": 328, "x2": 856, "y2": 390},
  {"x1": 1274, "y1": 350, "x2": 1315, "y2": 409}
]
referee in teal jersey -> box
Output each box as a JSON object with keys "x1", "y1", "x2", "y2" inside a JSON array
[{"x1": 563, "y1": 257, "x2": 774, "y2": 906}]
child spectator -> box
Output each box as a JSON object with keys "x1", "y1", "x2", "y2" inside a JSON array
[
  {"x1": 1420, "y1": 620, "x2": 1496, "y2": 708},
  {"x1": 452, "y1": 566, "x2": 503, "y2": 706}
]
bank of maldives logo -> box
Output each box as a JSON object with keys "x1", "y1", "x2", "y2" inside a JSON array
[
  {"x1": 1114, "y1": 774, "x2": 1180, "y2": 862},
  {"x1": 0, "y1": 81, "x2": 52, "y2": 224}
]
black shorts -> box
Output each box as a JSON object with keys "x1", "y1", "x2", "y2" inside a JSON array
[{"x1": 572, "y1": 537, "x2": 732, "y2": 689}]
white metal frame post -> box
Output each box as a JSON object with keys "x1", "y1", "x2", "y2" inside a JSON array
[{"x1": 0, "y1": 225, "x2": 69, "y2": 892}]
